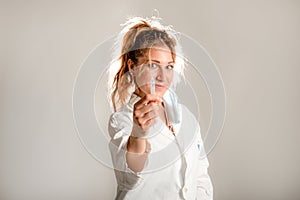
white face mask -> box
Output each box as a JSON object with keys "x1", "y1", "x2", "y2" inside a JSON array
[{"x1": 163, "y1": 89, "x2": 181, "y2": 126}]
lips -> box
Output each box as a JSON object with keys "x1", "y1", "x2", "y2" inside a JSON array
[{"x1": 155, "y1": 84, "x2": 165, "y2": 89}]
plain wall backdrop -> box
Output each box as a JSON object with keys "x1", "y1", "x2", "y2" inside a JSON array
[{"x1": 1, "y1": 0, "x2": 300, "y2": 200}]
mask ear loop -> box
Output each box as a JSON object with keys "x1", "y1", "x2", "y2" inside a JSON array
[
  {"x1": 127, "y1": 65, "x2": 139, "y2": 96},
  {"x1": 130, "y1": 62, "x2": 149, "y2": 97}
]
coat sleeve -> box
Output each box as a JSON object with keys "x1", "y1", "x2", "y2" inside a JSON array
[
  {"x1": 108, "y1": 112, "x2": 145, "y2": 191},
  {"x1": 196, "y1": 124, "x2": 214, "y2": 200}
]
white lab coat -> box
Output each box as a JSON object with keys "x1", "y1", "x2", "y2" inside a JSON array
[{"x1": 108, "y1": 93, "x2": 213, "y2": 200}]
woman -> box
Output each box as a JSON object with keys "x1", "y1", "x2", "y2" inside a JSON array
[{"x1": 108, "y1": 16, "x2": 213, "y2": 200}]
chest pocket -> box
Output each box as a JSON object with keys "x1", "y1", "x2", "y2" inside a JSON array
[{"x1": 185, "y1": 138, "x2": 202, "y2": 163}]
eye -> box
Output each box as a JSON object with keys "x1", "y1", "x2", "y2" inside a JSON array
[
  {"x1": 148, "y1": 63, "x2": 159, "y2": 69},
  {"x1": 165, "y1": 65, "x2": 174, "y2": 70}
]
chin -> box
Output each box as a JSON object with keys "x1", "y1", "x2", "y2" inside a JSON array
[{"x1": 156, "y1": 90, "x2": 167, "y2": 97}]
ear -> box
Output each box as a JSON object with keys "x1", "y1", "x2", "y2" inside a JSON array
[{"x1": 127, "y1": 59, "x2": 135, "y2": 71}]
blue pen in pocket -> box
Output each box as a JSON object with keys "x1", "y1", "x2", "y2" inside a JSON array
[{"x1": 197, "y1": 143, "x2": 201, "y2": 151}]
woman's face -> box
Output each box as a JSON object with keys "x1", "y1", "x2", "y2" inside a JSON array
[{"x1": 133, "y1": 47, "x2": 174, "y2": 97}]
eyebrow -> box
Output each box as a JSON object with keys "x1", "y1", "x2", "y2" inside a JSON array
[{"x1": 146, "y1": 59, "x2": 174, "y2": 64}]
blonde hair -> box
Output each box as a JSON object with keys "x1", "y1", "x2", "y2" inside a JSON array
[{"x1": 108, "y1": 16, "x2": 185, "y2": 112}]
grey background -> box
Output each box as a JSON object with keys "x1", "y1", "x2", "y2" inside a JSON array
[{"x1": 1, "y1": 0, "x2": 300, "y2": 200}]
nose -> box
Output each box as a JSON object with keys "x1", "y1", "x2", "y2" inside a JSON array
[{"x1": 155, "y1": 67, "x2": 166, "y2": 82}]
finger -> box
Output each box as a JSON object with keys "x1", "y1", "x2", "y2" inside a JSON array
[
  {"x1": 134, "y1": 102, "x2": 159, "y2": 118},
  {"x1": 144, "y1": 118, "x2": 157, "y2": 129},
  {"x1": 135, "y1": 94, "x2": 162, "y2": 109},
  {"x1": 142, "y1": 117, "x2": 157, "y2": 129},
  {"x1": 135, "y1": 108, "x2": 158, "y2": 128},
  {"x1": 139, "y1": 109, "x2": 158, "y2": 125}
]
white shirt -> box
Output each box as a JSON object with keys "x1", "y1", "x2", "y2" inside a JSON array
[{"x1": 108, "y1": 93, "x2": 213, "y2": 200}]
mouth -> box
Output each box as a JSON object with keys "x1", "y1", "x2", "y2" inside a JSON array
[{"x1": 155, "y1": 84, "x2": 165, "y2": 89}]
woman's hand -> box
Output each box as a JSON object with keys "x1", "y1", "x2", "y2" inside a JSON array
[
  {"x1": 126, "y1": 94, "x2": 163, "y2": 172},
  {"x1": 131, "y1": 94, "x2": 163, "y2": 138}
]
